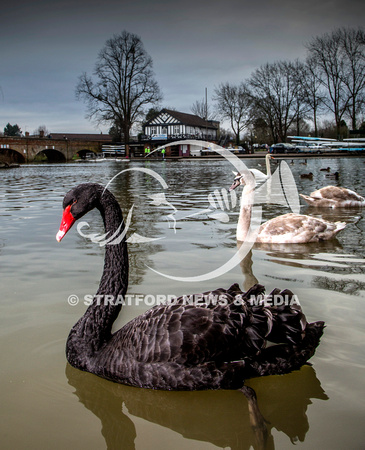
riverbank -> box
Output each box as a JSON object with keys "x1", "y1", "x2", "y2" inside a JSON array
[
  {"x1": 139, "y1": 150, "x2": 365, "y2": 162},
  {"x1": 12, "y1": 151, "x2": 365, "y2": 165}
]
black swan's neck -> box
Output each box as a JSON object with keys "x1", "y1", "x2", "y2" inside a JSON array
[
  {"x1": 96, "y1": 190, "x2": 129, "y2": 301},
  {"x1": 67, "y1": 188, "x2": 129, "y2": 367}
]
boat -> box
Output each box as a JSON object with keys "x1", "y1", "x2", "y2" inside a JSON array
[{"x1": 288, "y1": 136, "x2": 365, "y2": 153}]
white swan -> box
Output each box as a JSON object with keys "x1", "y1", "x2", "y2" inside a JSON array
[
  {"x1": 229, "y1": 172, "x2": 346, "y2": 243},
  {"x1": 249, "y1": 154, "x2": 273, "y2": 181},
  {"x1": 300, "y1": 186, "x2": 365, "y2": 208}
]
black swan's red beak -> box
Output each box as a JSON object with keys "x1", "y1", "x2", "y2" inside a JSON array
[{"x1": 56, "y1": 205, "x2": 76, "y2": 242}]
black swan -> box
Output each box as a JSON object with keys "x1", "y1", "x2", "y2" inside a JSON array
[{"x1": 56, "y1": 183, "x2": 324, "y2": 392}]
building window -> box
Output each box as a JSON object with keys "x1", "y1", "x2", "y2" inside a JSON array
[
  {"x1": 151, "y1": 126, "x2": 157, "y2": 135},
  {"x1": 173, "y1": 125, "x2": 180, "y2": 134}
]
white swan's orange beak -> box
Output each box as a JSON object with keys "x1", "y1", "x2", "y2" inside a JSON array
[{"x1": 56, "y1": 205, "x2": 76, "y2": 242}]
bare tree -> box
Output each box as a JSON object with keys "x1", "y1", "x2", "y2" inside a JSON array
[
  {"x1": 248, "y1": 61, "x2": 303, "y2": 142},
  {"x1": 191, "y1": 98, "x2": 216, "y2": 120},
  {"x1": 305, "y1": 28, "x2": 365, "y2": 136},
  {"x1": 34, "y1": 125, "x2": 49, "y2": 136},
  {"x1": 213, "y1": 82, "x2": 252, "y2": 145},
  {"x1": 76, "y1": 31, "x2": 162, "y2": 155},
  {"x1": 289, "y1": 60, "x2": 311, "y2": 136},
  {"x1": 300, "y1": 57, "x2": 327, "y2": 136},
  {"x1": 338, "y1": 27, "x2": 365, "y2": 130}
]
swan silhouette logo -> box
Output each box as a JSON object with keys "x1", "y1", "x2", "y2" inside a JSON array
[{"x1": 76, "y1": 140, "x2": 300, "y2": 282}]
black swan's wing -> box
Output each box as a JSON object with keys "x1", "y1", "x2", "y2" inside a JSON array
[
  {"x1": 89, "y1": 284, "x2": 323, "y2": 390},
  {"x1": 103, "y1": 284, "x2": 305, "y2": 366}
]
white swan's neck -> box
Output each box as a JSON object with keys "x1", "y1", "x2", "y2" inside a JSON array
[
  {"x1": 265, "y1": 154, "x2": 272, "y2": 177},
  {"x1": 237, "y1": 180, "x2": 256, "y2": 242}
]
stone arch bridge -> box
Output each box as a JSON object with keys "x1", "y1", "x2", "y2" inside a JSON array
[{"x1": 0, "y1": 135, "x2": 107, "y2": 163}]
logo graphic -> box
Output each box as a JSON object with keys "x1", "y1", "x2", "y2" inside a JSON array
[{"x1": 77, "y1": 140, "x2": 299, "y2": 282}]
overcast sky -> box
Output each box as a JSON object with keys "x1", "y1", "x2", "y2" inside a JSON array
[{"x1": 0, "y1": 0, "x2": 364, "y2": 134}]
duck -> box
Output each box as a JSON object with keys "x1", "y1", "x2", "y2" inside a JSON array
[
  {"x1": 320, "y1": 167, "x2": 331, "y2": 172},
  {"x1": 229, "y1": 171, "x2": 346, "y2": 243},
  {"x1": 300, "y1": 172, "x2": 313, "y2": 180},
  {"x1": 249, "y1": 153, "x2": 274, "y2": 181},
  {"x1": 300, "y1": 185, "x2": 365, "y2": 208},
  {"x1": 56, "y1": 183, "x2": 324, "y2": 395},
  {"x1": 325, "y1": 171, "x2": 339, "y2": 180}
]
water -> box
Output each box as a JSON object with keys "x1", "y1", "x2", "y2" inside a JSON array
[{"x1": 1, "y1": 156, "x2": 365, "y2": 449}]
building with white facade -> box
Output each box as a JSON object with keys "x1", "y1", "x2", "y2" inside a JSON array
[{"x1": 142, "y1": 109, "x2": 220, "y2": 157}]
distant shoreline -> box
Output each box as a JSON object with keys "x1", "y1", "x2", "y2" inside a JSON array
[{"x1": 157, "y1": 151, "x2": 365, "y2": 161}]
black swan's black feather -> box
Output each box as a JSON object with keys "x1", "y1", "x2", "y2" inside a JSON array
[{"x1": 60, "y1": 183, "x2": 324, "y2": 390}]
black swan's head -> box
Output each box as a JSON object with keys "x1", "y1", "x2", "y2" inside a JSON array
[{"x1": 56, "y1": 183, "x2": 104, "y2": 242}]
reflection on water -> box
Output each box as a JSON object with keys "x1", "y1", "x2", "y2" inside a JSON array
[
  {"x1": 239, "y1": 250, "x2": 259, "y2": 291},
  {"x1": 66, "y1": 363, "x2": 327, "y2": 450},
  {"x1": 251, "y1": 242, "x2": 365, "y2": 296},
  {"x1": 1, "y1": 157, "x2": 365, "y2": 449}
]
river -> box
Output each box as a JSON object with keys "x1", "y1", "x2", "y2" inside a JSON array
[{"x1": 1, "y1": 155, "x2": 364, "y2": 449}]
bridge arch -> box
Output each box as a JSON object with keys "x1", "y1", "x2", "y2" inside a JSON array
[
  {"x1": 0, "y1": 135, "x2": 106, "y2": 162},
  {"x1": 74, "y1": 149, "x2": 98, "y2": 159},
  {"x1": 0, "y1": 147, "x2": 26, "y2": 163},
  {"x1": 34, "y1": 148, "x2": 66, "y2": 163}
]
